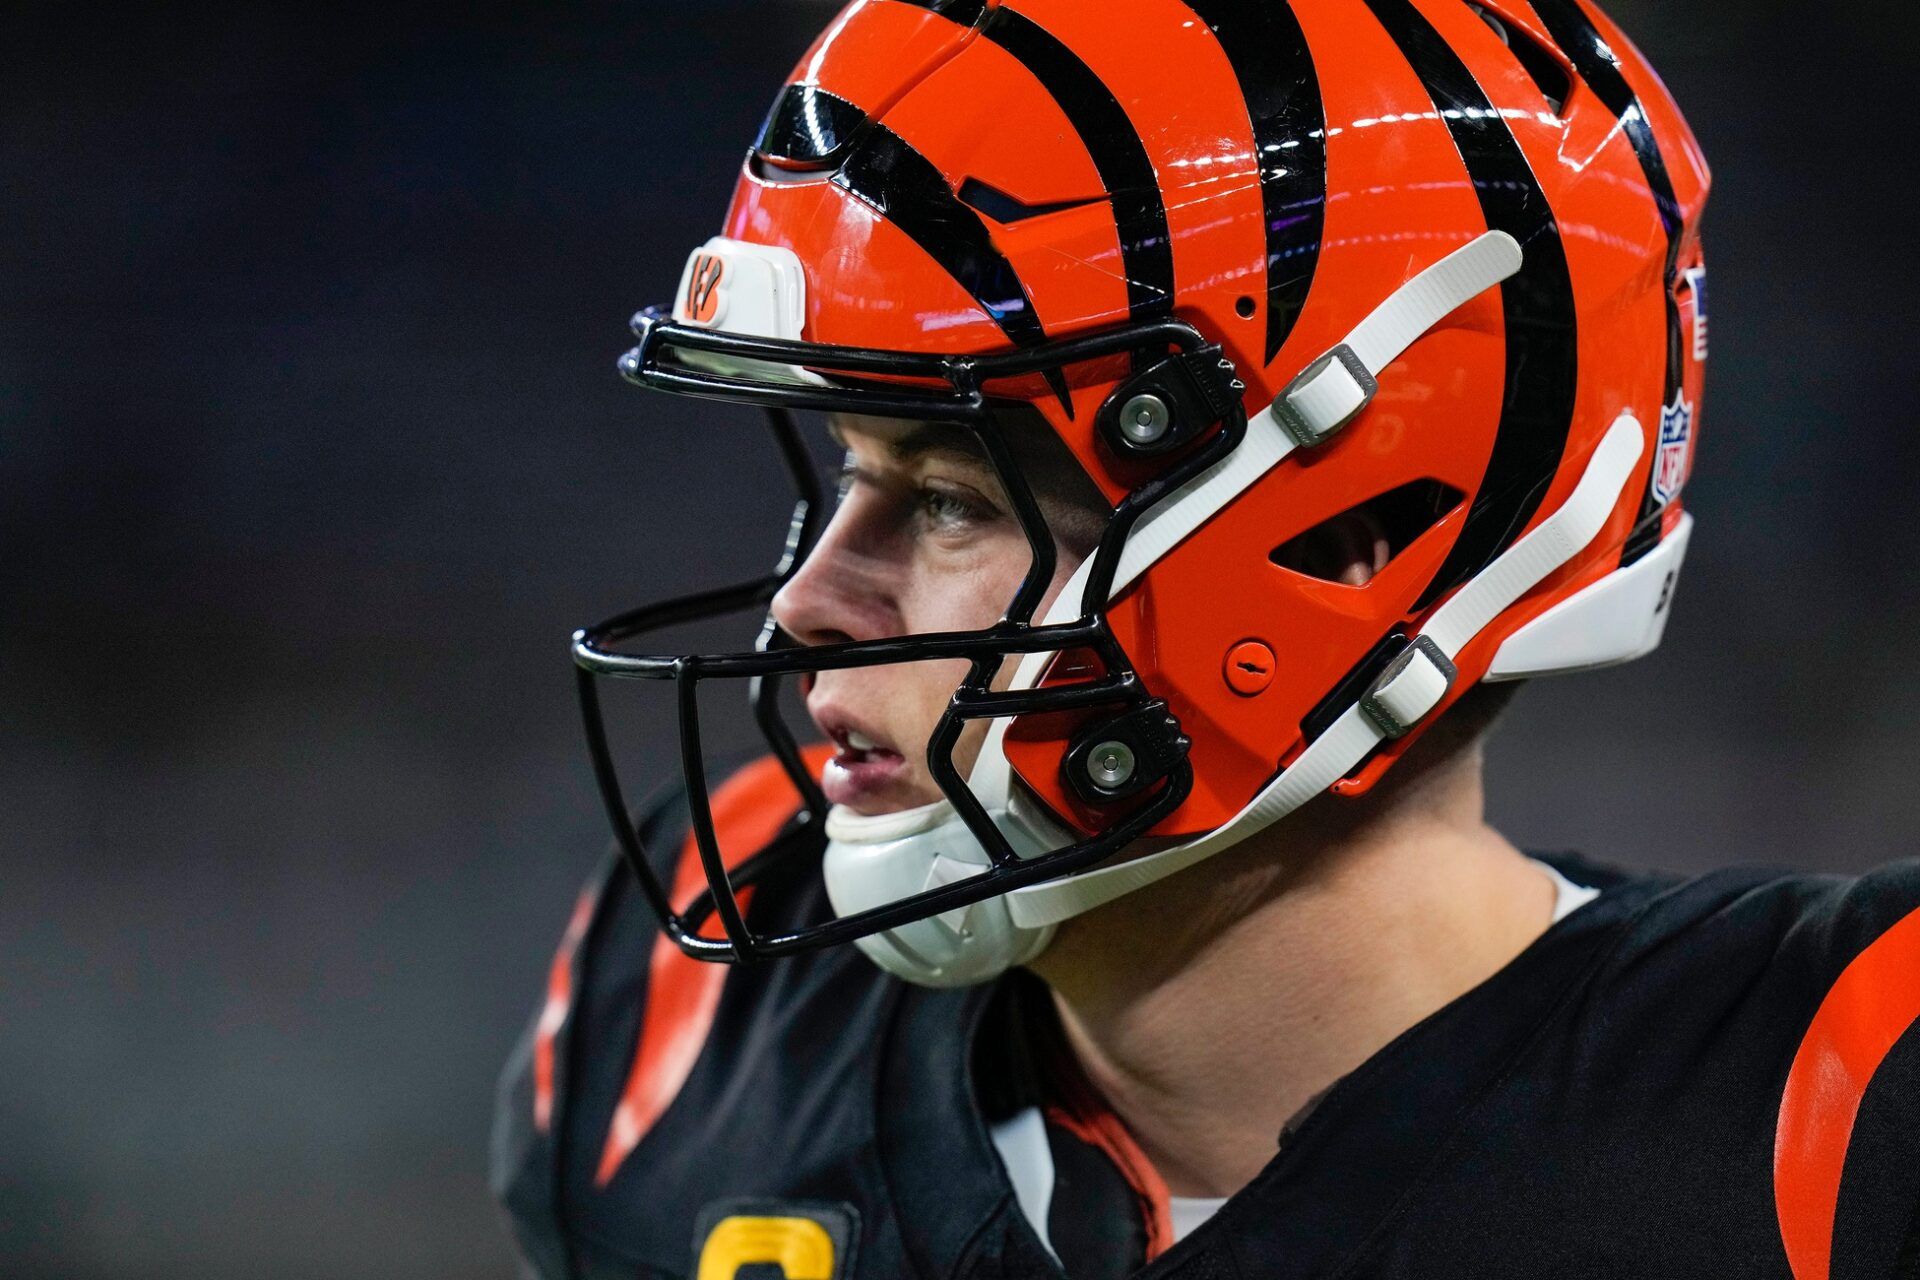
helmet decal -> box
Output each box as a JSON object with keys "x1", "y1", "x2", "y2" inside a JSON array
[
  {"x1": 1364, "y1": 0, "x2": 1579, "y2": 608},
  {"x1": 833, "y1": 125, "x2": 1049, "y2": 347},
  {"x1": 1651, "y1": 391, "x2": 1694, "y2": 507},
  {"x1": 683, "y1": 252, "x2": 727, "y2": 327},
  {"x1": 977, "y1": 7, "x2": 1174, "y2": 324},
  {"x1": 1178, "y1": 0, "x2": 1328, "y2": 363},
  {"x1": 1683, "y1": 262, "x2": 1708, "y2": 362}
]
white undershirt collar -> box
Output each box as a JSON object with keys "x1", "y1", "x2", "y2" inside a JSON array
[{"x1": 990, "y1": 858, "x2": 1600, "y2": 1247}]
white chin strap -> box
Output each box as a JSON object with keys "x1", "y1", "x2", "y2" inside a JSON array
[{"x1": 824, "y1": 231, "x2": 1644, "y2": 986}]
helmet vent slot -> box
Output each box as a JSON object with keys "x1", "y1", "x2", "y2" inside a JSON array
[
  {"x1": 1466, "y1": 2, "x2": 1573, "y2": 115},
  {"x1": 1270, "y1": 479, "x2": 1465, "y2": 584}
]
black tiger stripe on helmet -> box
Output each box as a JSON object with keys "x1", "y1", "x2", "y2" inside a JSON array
[
  {"x1": 978, "y1": 7, "x2": 1177, "y2": 325},
  {"x1": 833, "y1": 124, "x2": 1051, "y2": 351},
  {"x1": 895, "y1": 1, "x2": 1181, "y2": 330},
  {"x1": 1177, "y1": 0, "x2": 1328, "y2": 365},
  {"x1": 852, "y1": 1, "x2": 1335, "y2": 382},
  {"x1": 1526, "y1": 0, "x2": 1688, "y2": 566},
  {"x1": 840, "y1": 2, "x2": 1185, "y2": 339},
  {"x1": 833, "y1": 121, "x2": 1082, "y2": 411},
  {"x1": 1364, "y1": 0, "x2": 1581, "y2": 611}
]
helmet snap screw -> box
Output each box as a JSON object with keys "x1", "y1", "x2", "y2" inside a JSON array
[
  {"x1": 1118, "y1": 394, "x2": 1171, "y2": 446},
  {"x1": 1225, "y1": 639, "x2": 1277, "y2": 696},
  {"x1": 1087, "y1": 741, "x2": 1137, "y2": 790},
  {"x1": 1063, "y1": 699, "x2": 1188, "y2": 805}
]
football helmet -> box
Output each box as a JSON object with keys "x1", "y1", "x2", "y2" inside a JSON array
[{"x1": 575, "y1": 0, "x2": 1709, "y2": 985}]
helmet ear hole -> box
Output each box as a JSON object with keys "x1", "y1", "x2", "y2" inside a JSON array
[{"x1": 1269, "y1": 479, "x2": 1466, "y2": 584}]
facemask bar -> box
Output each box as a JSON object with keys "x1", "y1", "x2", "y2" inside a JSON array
[{"x1": 576, "y1": 311, "x2": 1245, "y2": 962}]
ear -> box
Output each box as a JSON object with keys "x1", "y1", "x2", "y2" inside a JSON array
[{"x1": 1270, "y1": 508, "x2": 1392, "y2": 586}]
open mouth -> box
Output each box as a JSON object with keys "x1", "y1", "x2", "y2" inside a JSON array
[{"x1": 820, "y1": 723, "x2": 911, "y2": 809}]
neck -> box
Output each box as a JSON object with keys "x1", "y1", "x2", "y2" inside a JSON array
[{"x1": 1025, "y1": 744, "x2": 1555, "y2": 1198}]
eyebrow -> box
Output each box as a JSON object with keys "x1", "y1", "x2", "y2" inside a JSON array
[
  {"x1": 829, "y1": 416, "x2": 993, "y2": 469},
  {"x1": 887, "y1": 424, "x2": 991, "y2": 467}
]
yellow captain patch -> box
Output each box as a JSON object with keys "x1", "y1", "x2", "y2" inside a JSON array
[
  {"x1": 696, "y1": 1216, "x2": 834, "y2": 1280},
  {"x1": 691, "y1": 1200, "x2": 858, "y2": 1280}
]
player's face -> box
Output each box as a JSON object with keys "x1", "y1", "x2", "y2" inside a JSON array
[{"x1": 770, "y1": 413, "x2": 1102, "y2": 816}]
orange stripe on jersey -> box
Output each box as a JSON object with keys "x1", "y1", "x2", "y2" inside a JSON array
[
  {"x1": 1041, "y1": 1037, "x2": 1175, "y2": 1260},
  {"x1": 595, "y1": 747, "x2": 832, "y2": 1187},
  {"x1": 533, "y1": 887, "x2": 599, "y2": 1133},
  {"x1": 1774, "y1": 904, "x2": 1920, "y2": 1280},
  {"x1": 1044, "y1": 1097, "x2": 1175, "y2": 1261}
]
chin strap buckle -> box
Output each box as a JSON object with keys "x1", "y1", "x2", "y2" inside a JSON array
[
  {"x1": 1271, "y1": 343, "x2": 1378, "y2": 447},
  {"x1": 1359, "y1": 635, "x2": 1457, "y2": 739},
  {"x1": 1267, "y1": 229, "x2": 1524, "y2": 448}
]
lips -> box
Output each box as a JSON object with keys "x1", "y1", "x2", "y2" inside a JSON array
[{"x1": 814, "y1": 713, "x2": 911, "y2": 810}]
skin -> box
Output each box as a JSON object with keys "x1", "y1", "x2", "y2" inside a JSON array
[
  {"x1": 769, "y1": 414, "x2": 1558, "y2": 1200},
  {"x1": 771, "y1": 413, "x2": 1097, "y2": 815}
]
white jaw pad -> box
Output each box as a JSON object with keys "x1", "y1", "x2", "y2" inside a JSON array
[
  {"x1": 1004, "y1": 412, "x2": 1646, "y2": 930},
  {"x1": 824, "y1": 798, "x2": 954, "y2": 844},
  {"x1": 822, "y1": 797, "x2": 1061, "y2": 988}
]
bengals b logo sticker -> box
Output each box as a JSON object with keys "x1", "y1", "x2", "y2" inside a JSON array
[{"x1": 683, "y1": 252, "x2": 727, "y2": 326}]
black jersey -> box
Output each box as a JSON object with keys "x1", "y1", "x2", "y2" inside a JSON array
[{"x1": 493, "y1": 759, "x2": 1920, "y2": 1280}]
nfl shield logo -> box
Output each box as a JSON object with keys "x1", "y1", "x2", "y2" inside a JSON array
[{"x1": 1651, "y1": 393, "x2": 1694, "y2": 506}]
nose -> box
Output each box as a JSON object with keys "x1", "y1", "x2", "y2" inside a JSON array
[{"x1": 769, "y1": 500, "x2": 903, "y2": 647}]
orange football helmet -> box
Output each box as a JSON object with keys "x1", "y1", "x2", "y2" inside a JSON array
[{"x1": 575, "y1": 0, "x2": 1709, "y2": 984}]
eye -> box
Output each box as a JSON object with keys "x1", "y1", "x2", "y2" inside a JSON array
[{"x1": 917, "y1": 482, "x2": 996, "y2": 529}]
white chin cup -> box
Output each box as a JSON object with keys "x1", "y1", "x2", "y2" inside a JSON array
[{"x1": 822, "y1": 797, "x2": 1060, "y2": 988}]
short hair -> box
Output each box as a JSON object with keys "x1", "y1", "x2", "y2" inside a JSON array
[{"x1": 1399, "y1": 678, "x2": 1524, "y2": 775}]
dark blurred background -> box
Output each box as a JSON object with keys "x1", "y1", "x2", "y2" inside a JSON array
[{"x1": 5, "y1": 1, "x2": 1918, "y2": 1276}]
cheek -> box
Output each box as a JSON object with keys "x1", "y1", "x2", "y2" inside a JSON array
[
  {"x1": 883, "y1": 564, "x2": 985, "y2": 752},
  {"x1": 895, "y1": 551, "x2": 1027, "y2": 635},
  {"x1": 876, "y1": 534, "x2": 1092, "y2": 785},
  {"x1": 943, "y1": 542, "x2": 1093, "y2": 779},
  {"x1": 892, "y1": 526, "x2": 1093, "y2": 636}
]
